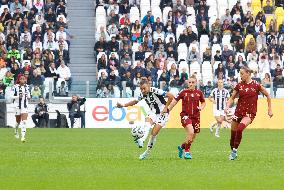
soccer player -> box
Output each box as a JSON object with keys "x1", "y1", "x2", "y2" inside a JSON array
[
  {"x1": 225, "y1": 66, "x2": 273, "y2": 160},
  {"x1": 168, "y1": 76, "x2": 206, "y2": 159},
  {"x1": 13, "y1": 75, "x2": 31, "y2": 142},
  {"x1": 116, "y1": 78, "x2": 174, "y2": 160},
  {"x1": 208, "y1": 80, "x2": 230, "y2": 137}
]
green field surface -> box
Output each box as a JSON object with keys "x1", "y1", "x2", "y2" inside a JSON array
[{"x1": 0, "y1": 128, "x2": 283, "y2": 190}]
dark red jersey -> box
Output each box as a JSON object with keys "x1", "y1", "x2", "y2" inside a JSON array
[
  {"x1": 234, "y1": 80, "x2": 261, "y2": 117},
  {"x1": 175, "y1": 89, "x2": 205, "y2": 118}
]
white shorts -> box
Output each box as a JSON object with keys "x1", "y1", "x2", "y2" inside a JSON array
[
  {"x1": 147, "y1": 112, "x2": 169, "y2": 127},
  {"x1": 15, "y1": 107, "x2": 28, "y2": 115},
  {"x1": 213, "y1": 109, "x2": 226, "y2": 117}
]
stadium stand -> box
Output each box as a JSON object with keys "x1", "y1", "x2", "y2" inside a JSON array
[{"x1": 93, "y1": 0, "x2": 284, "y2": 98}]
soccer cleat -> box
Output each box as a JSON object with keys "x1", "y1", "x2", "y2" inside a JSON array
[
  {"x1": 215, "y1": 133, "x2": 220, "y2": 138},
  {"x1": 137, "y1": 138, "x2": 143, "y2": 148},
  {"x1": 15, "y1": 134, "x2": 19, "y2": 139},
  {"x1": 184, "y1": 152, "x2": 192, "y2": 159},
  {"x1": 178, "y1": 145, "x2": 184, "y2": 158},
  {"x1": 21, "y1": 137, "x2": 26, "y2": 143},
  {"x1": 139, "y1": 150, "x2": 150, "y2": 160},
  {"x1": 229, "y1": 150, "x2": 238, "y2": 160}
]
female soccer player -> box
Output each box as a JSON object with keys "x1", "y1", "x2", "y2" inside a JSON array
[
  {"x1": 225, "y1": 66, "x2": 273, "y2": 160},
  {"x1": 208, "y1": 79, "x2": 230, "y2": 137},
  {"x1": 13, "y1": 75, "x2": 30, "y2": 142},
  {"x1": 168, "y1": 76, "x2": 206, "y2": 159},
  {"x1": 116, "y1": 78, "x2": 174, "y2": 160}
]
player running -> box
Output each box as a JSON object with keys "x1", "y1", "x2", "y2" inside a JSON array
[
  {"x1": 208, "y1": 80, "x2": 230, "y2": 137},
  {"x1": 168, "y1": 76, "x2": 206, "y2": 159},
  {"x1": 12, "y1": 75, "x2": 31, "y2": 142},
  {"x1": 225, "y1": 66, "x2": 273, "y2": 160},
  {"x1": 116, "y1": 78, "x2": 174, "y2": 160}
]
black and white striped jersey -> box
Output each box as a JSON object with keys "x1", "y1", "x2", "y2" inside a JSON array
[
  {"x1": 210, "y1": 88, "x2": 230, "y2": 111},
  {"x1": 137, "y1": 87, "x2": 167, "y2": 114},
  {"x1": 13, "y1": 84, "x2": 30, "y2": 109}
]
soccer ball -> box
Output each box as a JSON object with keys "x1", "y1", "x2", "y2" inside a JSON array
[{"x1": 131, "y1": 125, "x2": 144, "y2": 139}]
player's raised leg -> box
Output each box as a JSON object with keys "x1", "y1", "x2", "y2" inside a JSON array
[{"x1": 139, "y1": 123, "x2": 163, "y2": 160}]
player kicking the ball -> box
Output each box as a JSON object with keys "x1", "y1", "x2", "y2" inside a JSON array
[
  {"x1": 225, "y1": 66, "x2": 273, "y2": 160},
  {"x1": 168, "y1": 76, "x2": 206, "y2": 159},
  {"x1": 208, "y1": 79, "x2": 230, "y2": 137},
  {"x1": 12, "y1": 75, "x2": 31, "y2": 142},
  {"x1": 116, "y1": 78, "x2": 174, "y2": 160}
]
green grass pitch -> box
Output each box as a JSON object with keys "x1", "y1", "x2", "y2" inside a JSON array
[{"x1": 0, "y1": 128, "x2": 284, "y2": 190}]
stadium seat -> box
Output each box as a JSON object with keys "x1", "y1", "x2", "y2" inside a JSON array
[
  {"x1": 187, "y1": 6, "x2": 195, "y2": 16},
  {"x1": 179, "y1": 61, "x2": 190, "y2": 77},
  {"x1": 169, "y1": 87, "x2": 179, "y2": 97},
  {"x1": 276, "y1": 88, "x2": 284, "y2": 98},
  {"x1": 133, "y1": 88, "x2": 141, "y2": 98},
  {"x1": 252, "y1": 7, "x2": 262, "y2": 17},
  {"x1": 96, "y1": 52, "x2": 107, "y2": 62},
  {"x1": 57, "y1": 15, "x2": 67, "y2": 23},
  {"x1": 108, "y1": 52, "x2": 119, "y2": 60},
  {"x1": 200, "y1": 35, "x2": 209, "y2": 46},
  {"x1": 248, "y1": 61, "x2": 259, "y2": 72},
  {"x1": 162, "y1": 7, "x2": 172, "y2": 23},
  {"x1": 213, "y1": 61, "x2": 221, "y2": 71},
  {"x1": 125, "y1": 87, "x2": 133, "y2": 98},
  {"x1": 130, "y1": 7, "x2": 140, "y2": 23},
  {"x1": 167, "y1": 61, "x2": 177, "y2": 71},
  {"x1": 212, "y1": 44, "x2": 222, "y2": 57},
  {"x1": 228, "y1": 0, "x2": 239, "y2": 10},
  {"x1": 43, "y1": 77, "x2": 54, "y2": 98},
  {"x1": 113, "y1": 86, "x2": 121, "y2": 98},
  {"x1": 218, "y1": 0, "x2": 229, "y2": 17},
  {"x1": 0, "y1": 5, "x2": 9, "y2": 15},
  {"x1": 151, "y1": 7, "x2": 162, "y2": 21},
  {"x1": 187, "y1": 15, "x2": 196, "y2": 26},
  {"x1": 189, "y1": 42, "x2": 199, "y2": 53},
  {"x1": 202, "y1": 61, "x2": 213, "y2": 84},
  {"x1": 132, "y1": 42, "x2": 140, "y2": 52},
  {"x1": 265, "y1": 14, "x2": 275, "y2": 29},
  {"x1": 178, "y1": 43, "x2": 188, "y2": 61},
  {"x1": 140, "y1": 0, "x2": 151, "y2": 18},
  {"x1": 222, "y1": 34, "x2": 231, "y2": 46},
  {"x1": 236, "y1": 52, "x2": 246, "y2": 61},
  {"x1": 151, "y1": 0, "x2": 161, "y2": 8},
  {"x1": 190, "y1": 61, "x2": 201, "y2": 76},
  {"x1": 275, "y1": 7, "x2": 284, "y2": 18},
  {"x1": 144, "y1": 52, "x2": 152, "y2": 60},
  {"x1": 165, "y1": 34, "x2": 176, "y2": 43},
  {"x1": 32, "y1": 24, "x2": 41, "y2": 33},
  {"x1": 176, "y1": 25, "x2": 186, "y2": 42},
  {"x1": 98, "y1": 69, "x2": 108, "y2": 79}
]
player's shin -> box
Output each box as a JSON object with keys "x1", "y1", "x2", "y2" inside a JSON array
[
  {"x1": 215, "y1": 123, "x2": 221, "y2": 137},
  {"x1": 20, "y1": 120, "x2": 27, "y2": 139},
  {"x1": 234, "y1": 123, "x2": 246, "y2": 149},
  {"x1": 141, "y1": 122, "x2": 151, "y2": 142},
  {"x1": 230, "y1": 130, "x2": 237, "y2": 150},
  {"x1": 15, "y1": 123, "x2": 19, "y2": 136},
  {"x1": 146, "y1": 135, "x2": 157, "y2": 151}
]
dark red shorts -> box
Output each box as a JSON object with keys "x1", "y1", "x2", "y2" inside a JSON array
[
  {"x1": 181, "y1": 115, "x2": 200, "y2": 133},
  {"x1": 232, "y1": 113, "x2": 256, "y2": 123}
]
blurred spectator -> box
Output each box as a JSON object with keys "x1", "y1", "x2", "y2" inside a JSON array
[
  {"x1": 262, "y1": 73, "x2": 271, "y2": 88},
  {"x1": 31, "y1": 85, "x2": 42, "y2": 99},
  {"x1": 251, "y1": 71, "x2": 261, "y2": 83},
  {"x1": 57, "y1": 61, "x2": 72, "y2": 90},
  {"x1": 28, "y1": 69, "x2": 44, "y2": 93},
  {"x1": 97, "y1": 54, "x2": 107, "y2": 71},
  {"x1": 263, "y1": 0, "x2": 274, "y2": 14},
  {"x1": 167, "y1": 63, "x2": 179, "y2": 82},
  {"x1": 0, "y1": 79, "x2": 5, "y2": 99},
  {"x1": 174, "y1": 11, "x2": 186, "y2": 27},
  {"x1": 202, "y1": 81, "x2": 214, "y2": 98},
  {"x1": 203, "y1": 47, "x2": 212, "y2": 62},
  {"x1": 57, "y1": 80, "x2": 68, "y2": 97},
  {"x1": 187, "y1": 46, "x2": 201, "y2": 64},
  {"x1": 215, "y1": 63, "x2": 226, "y2": 79},
  {"x1": 141, "y1": 11, "x2": 154, "y2": 27}
]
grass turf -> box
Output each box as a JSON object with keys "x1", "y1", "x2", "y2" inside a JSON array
[{"x1": 0, "y1": 128, "x2": 284, "y2": 190}]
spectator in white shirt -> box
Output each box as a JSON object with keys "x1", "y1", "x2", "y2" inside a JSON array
[
  {"x1": 153, "y1": 27, "x2": 165, "y2": 43},
  {"x1": 33, "y1": 37, "x2": 43, "y2": 52},
  {"x1": 44, "y1": 28, "x2": 55, "y2": 43},
  {"x1": 56, "y1": 36, "x2": 68, "y2": 51},
  {"x1": 56, "y1": 26, "x2": 67, "y2": 41},
  {"x1": 43, "y1": 35, "x2": 57, "y2": 51},
  {"x1": 57, "y1": 61, "x2": 72, "y2": 90}
]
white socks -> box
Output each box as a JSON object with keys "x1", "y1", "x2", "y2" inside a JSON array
[
  {"x1": 15, "y1": 123, "x2": 19, "y2": 135},
  {"x1": 20, "y1": 121, "x2": 26, "y2": 139},
  {"x1": 141, "y1": 122, "x2": 151, "y2": 142},
  {"x1": 147, "y1": 135, "x2": 157, "y2": 150},
  {"x1": 215, "y1": 123, "x2": 221, "y2": 136}
]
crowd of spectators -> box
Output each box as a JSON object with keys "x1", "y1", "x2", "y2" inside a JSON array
[
  {"x1": 0, "y1": 0, "x2": 71, "y2": 100},
  {"x1": 94, "y1": 0, "x2": 284, "y2": 98}
]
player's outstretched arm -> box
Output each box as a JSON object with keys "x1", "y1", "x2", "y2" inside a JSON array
[
  {"x1": 116, "y1": 100, "x2": 139, "y2": 108},
  {"x1": 259, "y1": 86, "x2": 273, "y2": 118},
  {"x1": 161, "y1": 92, "x2": 174, "y2": 114},
  {"x1": 225, "y1": 89, "x2": 238, "y2": 113}
]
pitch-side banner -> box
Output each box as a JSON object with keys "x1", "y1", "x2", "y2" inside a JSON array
[{"x1": 85, "y1": 98, "x2": 150, "y2": 128}]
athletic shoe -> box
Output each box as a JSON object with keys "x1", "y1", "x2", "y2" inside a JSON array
[
  {"x1": 139, "y1": 150, "x2": 150, "y2": 160},
  {"x1": 215, "y1": 133, "x2": 220, "y2": 138},
  {"x1": 177, "y1": 145, "x2": 183, "y2": 158},
  {"x1": 229, "y1": 150, "x2": 237, "y2": 160},
  {"x1": 137, "y1": 138, "x2": 143, "y2": 148},
  {"x1": 21, "y1": 137, "x2": 26, "y2": 143},
  {"x1": 15, "y1": 134, "x2": 19, "y2": 139},
  {"x1": 209, "y1": 127, "x2": 214, "y2": 133},
  {"x1": 184, "y1": 152, "x2": 192, "y2": 159}
]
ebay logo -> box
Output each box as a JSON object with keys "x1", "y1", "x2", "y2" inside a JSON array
[{"x1": 92, "y1": 100, "x2": 147, "y2": 121}]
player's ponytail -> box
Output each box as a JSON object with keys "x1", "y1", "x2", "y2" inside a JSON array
[{"x1": 240, "y1": 66, "x2": 253, "y2": 74}]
